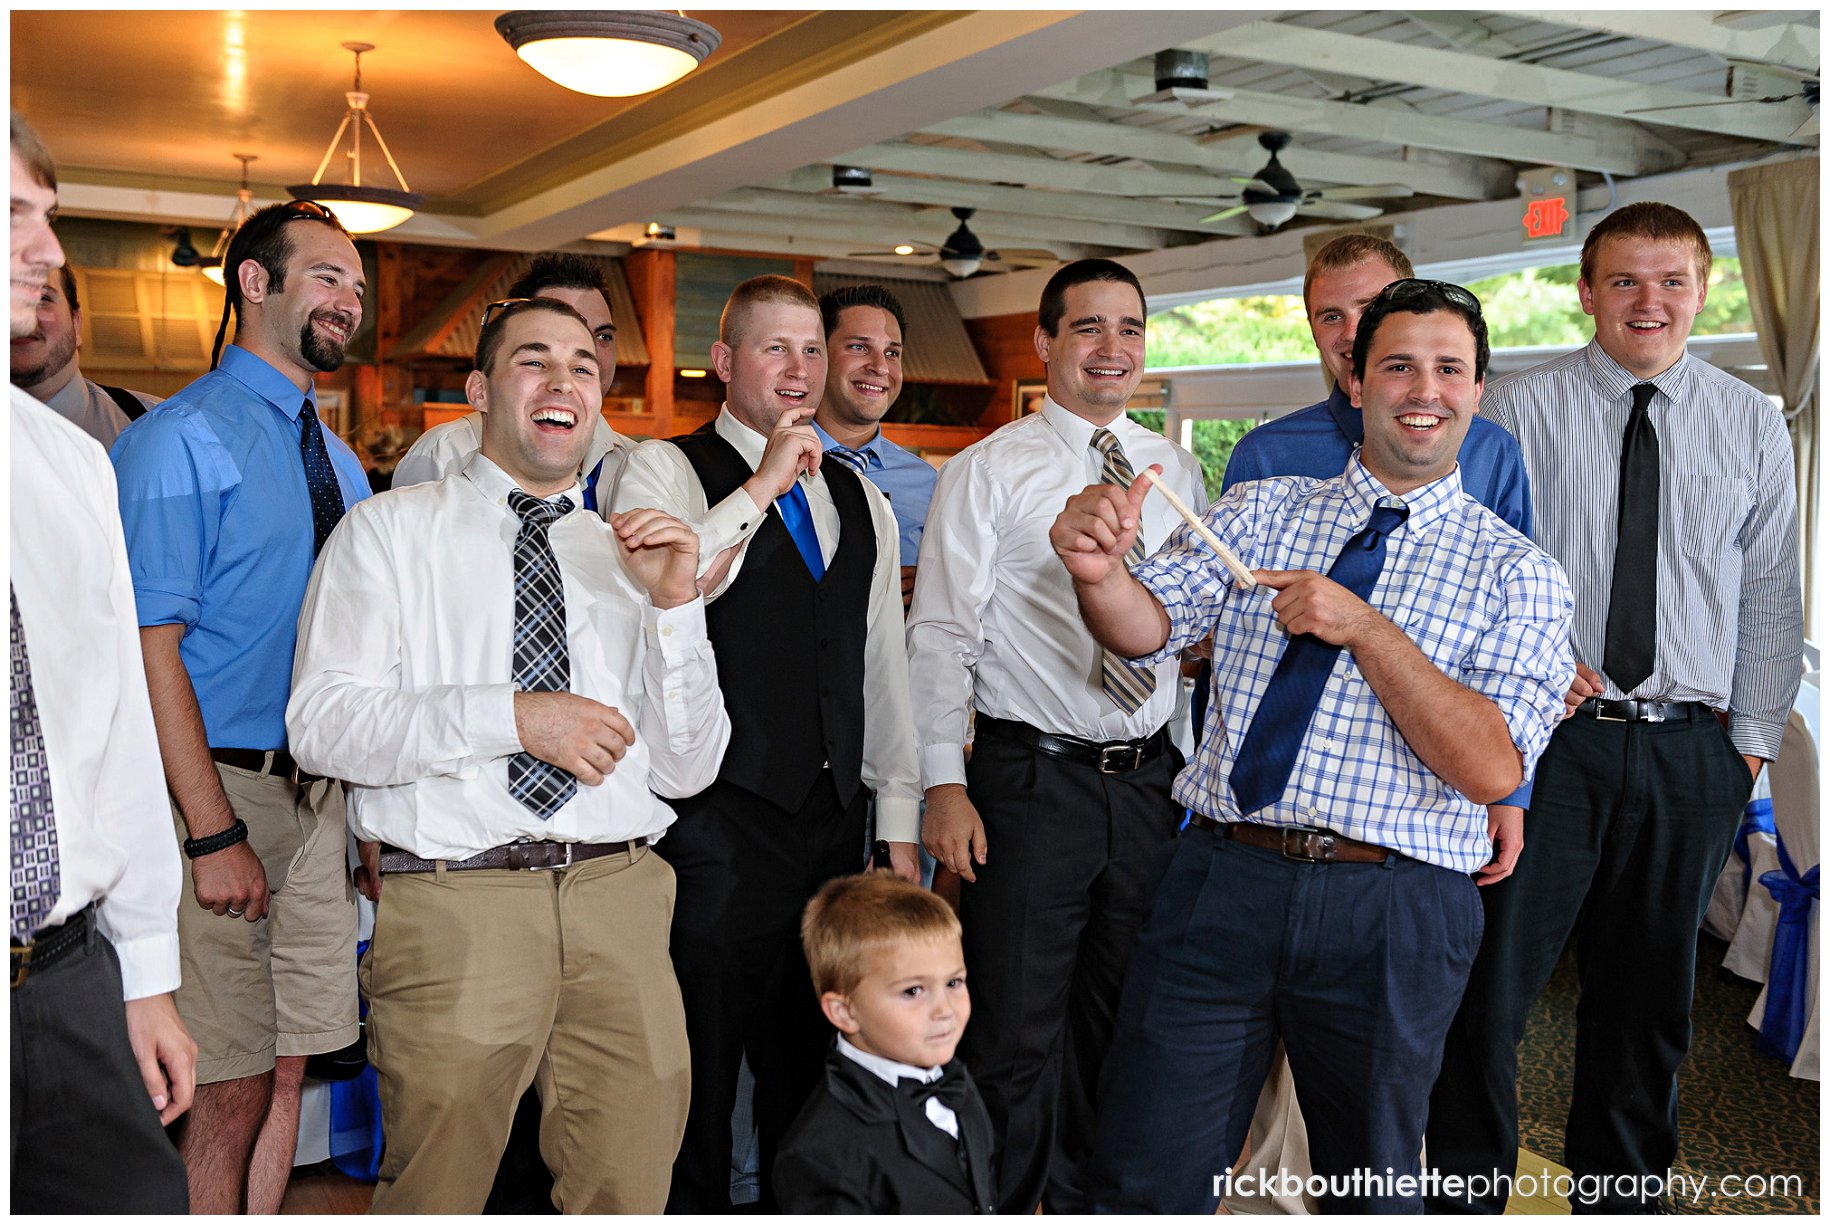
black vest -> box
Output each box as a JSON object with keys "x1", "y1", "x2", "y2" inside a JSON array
[{"x1": 672, "y1": 424, "x2": 875, "y2": 813}]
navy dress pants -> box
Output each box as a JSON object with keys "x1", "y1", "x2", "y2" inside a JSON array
[{"x1": 1088, "y1": 825, "x2": 1482, "y2": 1214}]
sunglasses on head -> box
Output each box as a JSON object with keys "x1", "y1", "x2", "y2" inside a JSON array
[
  {"x1": 1376, "y1": 278, "x2": 1482, "y2": 313},
  {"x1": 479, "y1": 298, "x2": 536, "y2": 331}
]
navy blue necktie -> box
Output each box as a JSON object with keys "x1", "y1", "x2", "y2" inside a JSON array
[
  {"x1": 1230, "y1": 503, "x2": 1409, "y2": 815},
  {"x1": 299, "y1": 399, "x2": 347, "y2": 557},
  {"x1": 775, "y1": 481, "x2": 825, "y2": 580}
]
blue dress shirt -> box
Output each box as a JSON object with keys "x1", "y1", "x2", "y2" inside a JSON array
[
  {"x1": 1222, "y1": 384, "x2": 1538, "y2": 808},
  {"x1": 811, "y1": 421, "x2": 939, "y2": 567},
  {"x1": 1223, "y1": 385, "x2": 1533, "y2": 539},
  {"x1": 111, "y1": 345, "x2": 370, "y2": 749}
]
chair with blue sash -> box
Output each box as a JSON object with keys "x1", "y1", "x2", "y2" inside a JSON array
[{"x1": 1749, "y1": 707, "x2": 1819, "y2": 1080}]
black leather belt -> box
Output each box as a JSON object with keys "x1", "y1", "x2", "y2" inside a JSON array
[
  {"x1": 975, "y1": 714, "x2": 1168, "y2": 775},
  {"x1": 1186, "y1": 813, "x2": 1389, "y2": 863},
  {"x1": 210, "y1": 747, "x2": 322, "y2": 784},
  {"x1": 378, "y1": 838, "x2": 650, "y2": 875},
  {"x1": 11, "y1": 903, "x2": 93, "y2": 989},
  {"x1": 1575, "y1": 698, "x2": 1709, "y2": 724}
]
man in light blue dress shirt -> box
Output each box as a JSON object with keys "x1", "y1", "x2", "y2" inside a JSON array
[{"x1": 111, "y1": 201, "x2": 371, "y2": 1214}]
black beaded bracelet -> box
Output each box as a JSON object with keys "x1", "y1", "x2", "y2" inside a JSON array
[{"x1": 183, "y1": 818, "x2": 250, "y2": 860}]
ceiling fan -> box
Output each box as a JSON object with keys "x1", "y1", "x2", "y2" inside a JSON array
[
  {"x1": 848, "y1": 207, "x2": 1058, "y2": 278},
  {"x1": 1177, "y1": 131, "x2": 1415, "y2": 229}
]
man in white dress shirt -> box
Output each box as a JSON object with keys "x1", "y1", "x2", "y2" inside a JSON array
[
  {"x1": 11, "y1": 264, "x2": 162, "y2": 449},
  {"x1": 288, "y1": 297, "x2": 730, "y2": 1212},
  {"x1": 392, "y1": 253, "x2": 630, "y2": 508},
  {"x1": 611, "y1": 274, "x2": 921, "y2": 1211},
  {"x1": 9, "y1": 108, "x2": 194, "y2": 1213},
  {"x1": 906, "y1": 258, "x2": 1208, "y2": 1213}
]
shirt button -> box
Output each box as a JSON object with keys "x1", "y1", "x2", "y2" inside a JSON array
[
  {"x1": 660, "y1": 626, "x2": 673, "y2": 638},
  {"x1": 667, "y1": 690, "x2": 679, "y2": 701},
  {"x1": 1318, "y1": 737, "x2": 1336, "y2": 752},
  {"x1": 1303, "y1": 807, "x2": 1319, "y2": 820}
]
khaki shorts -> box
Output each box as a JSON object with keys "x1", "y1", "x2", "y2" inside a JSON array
[{"x1": 172, "y1": 764, "x2": 358, "y2": 1084}]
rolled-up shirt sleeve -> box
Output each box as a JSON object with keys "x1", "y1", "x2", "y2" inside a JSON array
[
  {"x1": 639, "y1": 598, "x2": 731, "y2": 798},
  {"x1": 110, "y1": 417, "x2": 216, "y2": 630}
]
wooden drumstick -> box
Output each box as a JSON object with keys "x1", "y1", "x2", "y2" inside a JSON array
[{"x1": 1140, "y1": 467, "x2": 1257, "y2": 588}]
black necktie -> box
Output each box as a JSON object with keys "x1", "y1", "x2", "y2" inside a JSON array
[
  {"x1": 1602, "y1": 383, "x2": 1660, "y2": 694},
  {"x1": 299, "y1": 399, "x2": 347, "y2": 556},
  {"x1": 507, "y1": 491, "x2": 577, "y2": 819}
]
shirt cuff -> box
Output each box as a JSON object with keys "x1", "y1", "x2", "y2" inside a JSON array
[
  {"x1": 876, "y1": 795, "x2": 922, "y2": 844},
  {"x1": 472, "y1": 683, "x2": 525, "y2": 760},
  {"x1": 1495, "y1": 780, "x2": 1532, "y2": 809},
  {"x1": 1730, "y1": 714, "x2": 1784, "y2": 762},
  {"x1": 698, "y1": 488, "x2": 769, "y2": 562},
  {"x1": 112, "y1": 932, "x2": 182, "y2": 1002},
  {"x1": 130, "y1": 588, "x2": 200, "y2": 631},
  {"x1": 645, "y1": 597, "x2": 710, "y2": 663},
  {"x1": 920, "y1": 744, "x2": 968, "y2": 793}
]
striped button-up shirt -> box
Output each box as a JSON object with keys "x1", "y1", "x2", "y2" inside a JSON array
[
  {"x1": 1482, "y1": 340, "x2": 1802, "y2": 760},
  {"x1": 1134, "y1": 458, "x2": 1574, "y2": 873}
]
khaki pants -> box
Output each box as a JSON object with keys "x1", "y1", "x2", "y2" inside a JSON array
[
  {"x1": 1227, "y1": 1044, "x2": 1317, "y2": 1214},
  {"x1": 173, "y1": 766, "x2": 358, "y2": 1084},
  {"x1": 362, "y1": 844, "x2": 690, "y2": 1214}
]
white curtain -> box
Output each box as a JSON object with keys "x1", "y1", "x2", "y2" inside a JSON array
[{"x1": 1728, "y1": 157, "x2": 1820, "y2": 639}]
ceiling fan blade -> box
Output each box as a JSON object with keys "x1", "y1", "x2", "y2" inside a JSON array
[
  {"x1": 1200, "y1": 204, "x2": 1250, "y2": 223},
  {"x1": 1298, "y1": 200, "x2": 1384, "y2": 221},
  {"x1": 1315, "y1": 183, "x2": 1416, "y2": 202},
  {"x1": 1234, "y1": 178, "x2": 1278, "y2": 194},
  {"x1": 986, "y1": 248, "x2": 1061, "y2": 262}
]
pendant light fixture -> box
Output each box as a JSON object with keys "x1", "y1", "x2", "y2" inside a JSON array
[
  {"x1": 201, "y1": 154, "x2": 258, "y2": 287},
  {"x1": 495, "y1": 11, "x2": 721, "y2": 98},
  {"x1": 287, "y1": 41, "x2": 423, "y2": 233}
]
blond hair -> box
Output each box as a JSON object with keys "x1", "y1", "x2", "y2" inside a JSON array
[
  {"x1": 719, "y1": 274, "x2": 819, "y2": 346},
  {"x1": 1302, "y1": 233, "x2": 1413, "y2": 304},
  {"x1": 802, "y1": 872, "x2": 961, "y2": 997}
]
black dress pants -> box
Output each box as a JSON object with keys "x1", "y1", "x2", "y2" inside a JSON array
[
  {"x1": 660, "y1": 775, "x2": 868, "y2": 1212},
  {"x1": 957, "y1": 723, "x2": 1182, "y2": 1214},
  {"x1": 11, "y1": 914, "x2": 189, "y2": 1213},
  {"x1": 1425, "y1": 708, "x2": 1755, "y2": 1213}
]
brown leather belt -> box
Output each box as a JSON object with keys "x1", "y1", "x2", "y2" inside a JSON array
[
  {"x1": 11, "y1": 903, "x2": 93, "y2": 989},
  {"x1": 210, "y1": 747, "x2": 322, "y2": 785},
  {"x1": 378, "y1": 838, "x2": 649, "y2": 875},
  {"x1": 1186, "y1": 813, "x2": 1389, "y2": 863}
]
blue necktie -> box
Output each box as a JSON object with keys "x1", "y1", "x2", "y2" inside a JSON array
[
  {"x1": 775, "y1": 481, "x2": 825, "y2": 581},
  {"x1": 299, "y1": 399, "x2": 347, "y2": 557},
  {"x1": 825, "y1": 444, "x2": 879, "y2": 475},
  {"x1": 1230, "y1": 503, "x2": 1409, "y2": 815},
  {"x1": 581, "y1": 453, "x2": 607, "y2": 515}
]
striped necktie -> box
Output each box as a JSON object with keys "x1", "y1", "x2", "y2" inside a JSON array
[
  {"x1": 825, "y1": 444, "x2": 878, "y2": 475},
  {"x1": 507, "y1": 491, "x2": 577, "y2": 819},
  {"x1": 1091, "y1": 427, "x2": 1156, "y2": 715}
]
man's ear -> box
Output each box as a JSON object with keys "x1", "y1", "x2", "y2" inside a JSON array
[
  {"x1": 710, "y1": 340, "x2": 734, "y2": 384},
  {"x1": 465, "y1": 368, "x2": 488, "y2": 413},
  {"x1": 235, "y1": 258, "x2": 268, "y2": 305},
  {"x1": 820, "y1": 990, "x2": 861, "y2": 1036},
  {"x1": 1347, "y1": 374, "x2": 1365, "y2": 410},
  {"x1": 1033, "y1": 323, "x2": 1052, "y2": 366},
  {"x1": 71, "y1": 306, "x2": 83, "y2": 353}
]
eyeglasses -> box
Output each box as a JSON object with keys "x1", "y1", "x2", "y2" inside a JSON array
[
  {"x1": 480, "y1": 298, "x2": 536, "y2": 330},
  {"x1": 1376, "y1": 278, "x2": 1482, "y2": 313}
]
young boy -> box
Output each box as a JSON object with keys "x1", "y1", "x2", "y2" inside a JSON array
[{"x1": 774, "y1": 873, "x2": 997, "y2": 1213}]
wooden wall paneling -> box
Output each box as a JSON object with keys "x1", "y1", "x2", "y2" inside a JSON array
[
  {"x1": 963, "y1": 312, "x2": 1044, "y2": 429},
  {"x1": 624, "y1": 248, "x2": 676, "y2": 435}
]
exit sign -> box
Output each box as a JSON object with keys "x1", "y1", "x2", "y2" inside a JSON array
[{"x1": 1518, "y1": 166, "x2": 1577, "y2": 244}]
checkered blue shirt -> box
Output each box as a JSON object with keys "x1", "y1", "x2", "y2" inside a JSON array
[{"x1": 1135, "y1": 457, "x2": 1574, "y2": 873}]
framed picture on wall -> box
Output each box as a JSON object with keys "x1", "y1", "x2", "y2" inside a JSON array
[{"x1": 1013, "y1": 380, "x2": 1047, "y2": 419}]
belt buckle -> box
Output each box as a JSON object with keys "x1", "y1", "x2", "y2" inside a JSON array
[
  {"x1": 1098, "y1": 743, "x2": 1142, "y2": 774},
  {"x1": 526, "y1": 842, "x2": 573, "y2": 872},
  {"x1": 1280, "y1": 828, "x2": 1332, "y2": 863},
  {"x1": 11, "y1": 943, "x2": 32, "y2": 989},
  {"x1": 1591, "y1": 700, "x2": 1628, "y2": 722}
]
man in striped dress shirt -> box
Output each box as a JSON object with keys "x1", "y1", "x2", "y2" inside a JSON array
[
  {"x1": 1063, "y1": 280, "x2": 1573, "y2": 1213},
  {"x1": 1426, "y1": 202, "x2": 1804, "y2": 1214}
]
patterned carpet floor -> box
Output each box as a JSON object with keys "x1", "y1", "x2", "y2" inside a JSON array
[{"x1": 1516, "y1": 933, "x2": 1819, "y2": 1214}]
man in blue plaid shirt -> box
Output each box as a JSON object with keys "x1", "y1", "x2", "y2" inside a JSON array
[{"x1": 1056, "y1": 282, "x2": 1574, "y2": 1213}]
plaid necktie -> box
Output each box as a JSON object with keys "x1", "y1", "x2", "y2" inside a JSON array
[
  {"x1": 825, "y1": 444, "x2": 879, "y2": 475},
  {"x1": 299, "y1": 399, "x2": 348, "y2": 556},
  {"x1": 10, "y1": 588, "x2": 60, "y2": 941},
  {"x1": 1230, "y1": 502, "x2": 1409, "y2": 815},
  {"x1": 1091, "y1": 427, "x2": 1156, "y2": 715},
  {"x1": 507, "y1": 491, "x2": 577, "y2": 819}
]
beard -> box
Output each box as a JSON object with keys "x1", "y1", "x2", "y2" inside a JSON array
[
  {"x1": 298, "y1": 310, "x2": 353, "y2": 372},
  {"x1": 10, "y1": 326, "x2": 76, "y2": 388}
]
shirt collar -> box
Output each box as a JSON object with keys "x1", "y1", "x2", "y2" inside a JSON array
[
  {"x1": 1581, "y1": 336, "x2": 1691, "y2": 409},
  {"x1": 1040, "y1": 395, "x2": 1136, "y2": 453},
  {"x1": 713, "y1": 403, "x2": 771, "y2": 471},
  {"x1": 835, "y1": 1035, "x2": 942, "y2": 1087},
  {"x1": 811, "y1": 419, "x2": 882, "y2": 461},
  {"x1": 1322, "y1": 382, "x2": 1363, "y2": 444},
  {"x1": 461, "y1": 449, "x2": 584, "y2": 510},
  {"x1": 218, "y1": 344, "x2": 315, "y2": 422},
  {"x1": 1341, "y1": 448, "x2": 1466, "y2": 535}
]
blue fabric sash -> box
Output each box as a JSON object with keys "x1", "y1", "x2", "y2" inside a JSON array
[{"x1": 1756, "y1": 840, "x2": 1819, "y2": 1065}]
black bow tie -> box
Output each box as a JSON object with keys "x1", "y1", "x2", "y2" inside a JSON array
[{"x1": 897, "y1": 1061, "x2": 971, "y2": 1114}]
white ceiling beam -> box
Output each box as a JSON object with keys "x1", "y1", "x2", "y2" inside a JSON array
[
  {"x1": 1402, "y1": 12, "x2": 1532, "y2": 57},
  {"x1": 688, "y1": 188, "x2": 1181, "y2": 251},
  {"x1": 838, "y1": 140, "x2": 1244, "y2": 200},
  {"x1": 655, "y1": 207, "x2": 1116, "y2": 259},
  {"x1": 1189, "y1": 20, "x2": 1815, "y2": 145},
  {"x1": 1508, "y1": 10, "x2": 1820, "y2": 74},
  {"x1": 759, "y1": 166, "x2": 1256, "y2": 237},
  {"x1": 1032, "y1": 73, "x2": 1685, "y2": 176},
  {"x1": 918, "y1": 108, "x2": 1512, "y2": 199}
]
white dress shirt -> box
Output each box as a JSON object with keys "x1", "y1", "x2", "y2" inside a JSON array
[
  {"x1": 10, "y1": 388, "x2": 181, "y2": 1000},
  {"x1": 907, "y1": 398, "x2": 1209, "y2": 790},
  {"x1": 38, "y1": 373, "x2": 160, "y2": 452},
  {"x1": 611, "y1": 405, "x2": 922, "y2": 842},
  {"x1": 287, "y1": 451, "x2": 730, "y2": 860},
  {"x1": 836, "y1": 1035, "x2": 958, "y2": 1140},
  {"x1": 392, "y1": 410, "x2": 630, "y2": 510}
]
